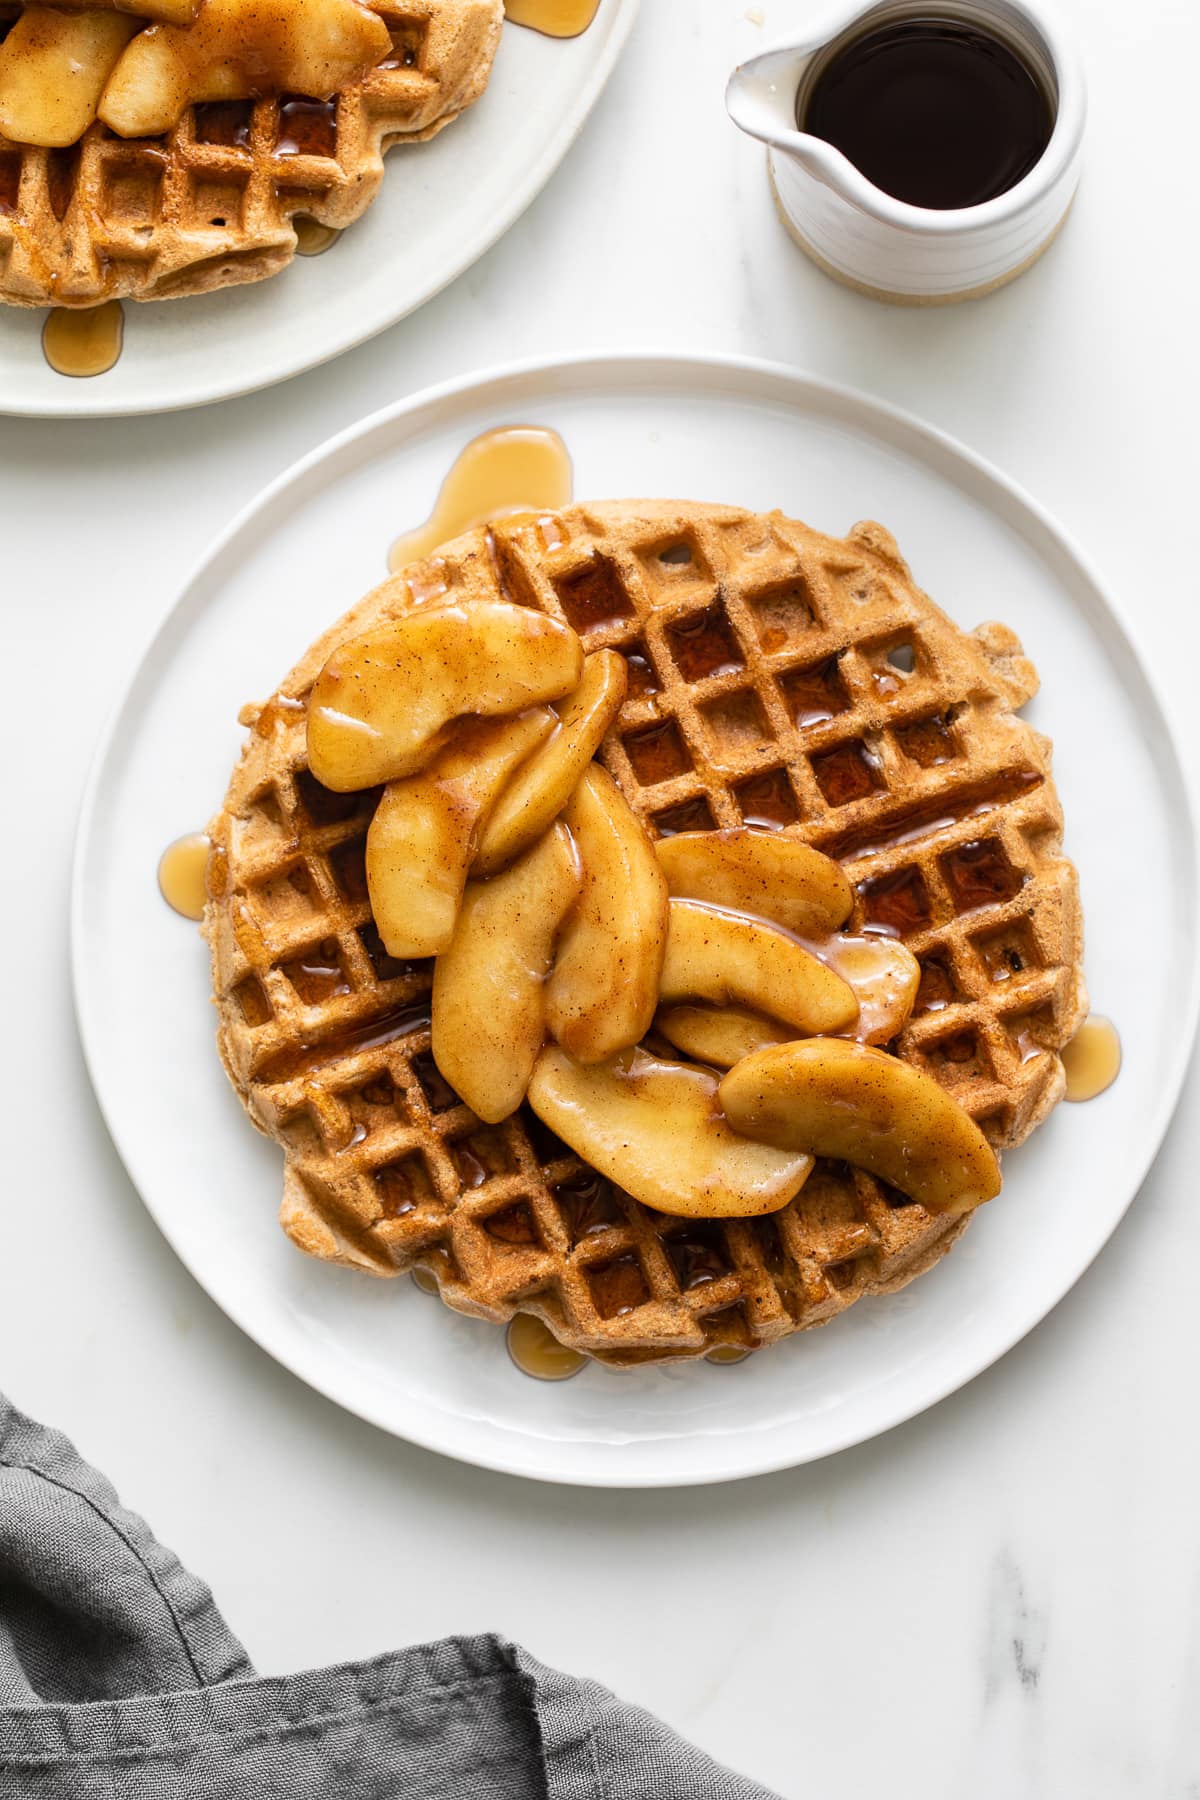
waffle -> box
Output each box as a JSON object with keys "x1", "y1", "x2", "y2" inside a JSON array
[
  {"x1": 205, "y1": 501, "x2": 1087, "y2": 1364},
  {"x1": 0, "y1": 0, "x2": 502, "y2": 306}
]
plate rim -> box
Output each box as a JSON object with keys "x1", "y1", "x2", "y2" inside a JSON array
[
  {"x1": 0, "y1": 0, "x2": 641, "y2": 421},
  {"x1": 70, "y1": 349, "x2": 1200, "y2": 1485}
]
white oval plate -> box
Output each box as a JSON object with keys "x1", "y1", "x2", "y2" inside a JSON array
[
  {"x1": 0, "y1": 1, "x2": 638, "y2": 418},
  {"x1": 72, "y1": 353, "x2": 1199, "y2": 1485}
]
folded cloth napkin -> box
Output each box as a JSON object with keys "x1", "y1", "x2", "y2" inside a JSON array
[{"x1": 0, "y1": 1394, "x2": 780, "y2": 1799}]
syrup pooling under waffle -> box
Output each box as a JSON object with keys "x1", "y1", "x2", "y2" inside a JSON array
[
  {"x1": 0, "y1": 0, "x2": 503, "y2": 306},
  {"x1": 206, "y1": 501, "x2": 1086, "y2": 1363}
]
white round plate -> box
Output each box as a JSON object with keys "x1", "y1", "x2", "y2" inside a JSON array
[
  {"x1": 0, "y1": 2, "x2": 638, "y2": 419},
  {"x1": 73, "y1": 353, "x2": 1199, "y2": 1485}
]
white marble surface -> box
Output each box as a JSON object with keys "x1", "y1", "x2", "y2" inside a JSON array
[{"x1": 2, "y1": 0, "x2": 1198, "y2": 1793}]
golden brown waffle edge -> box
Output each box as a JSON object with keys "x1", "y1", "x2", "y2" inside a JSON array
[{"x1": 204, "y1": 500, "x2": 1087, "y2": 1365}]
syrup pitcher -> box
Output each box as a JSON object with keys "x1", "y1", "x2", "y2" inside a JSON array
[{"x1": 726, "y1": 0, "x2": 1086, "y2": 303}]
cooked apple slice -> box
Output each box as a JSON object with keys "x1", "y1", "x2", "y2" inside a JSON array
[
  {"x1": 656, "y1": 828, "x2": 853, "y2": 938},
  {"x1": 0, "y1": 9, "x2": 137, "y2": 148},
  {"x1": 473, "y1": 650, "x2": 627, "y2": 876},
  {"x1": 719, "y1": 1038, "x2": 1002, "y2": 1215},
  {"x1": 655, "y1": 1003, "x2": 791, "y2": 1069},
  {"x1": 822, "y1": 934, "x2": 920, "y2": 1046},
  {"x1": 544, "y1": 766, "x2": 668, "y2": 1062},
  {"x1": 100, "y1": 30, "x2": 224, "y2": 134},
  {"x1": 366, "y1": 710, "x2": 554, "y2": 960},
  {"x1": 99, "y1": 0, "x2": 390, "y2": 136},
  {"x1": 658, "y1": 937, "x2": 918, "y2": 1061},
  {"x1": 305, "y1": 601, "x2": 581, "y2": 794},
  {"x1": 100, "y1": 18, "x2": 218, "y2": 135},
  {"x1": 432, "y1": 824, "x2": 582, "y2": 1124},
  {"x1": 45, "y1": 0, "x2": 197, "y2": 25},
  {"x1": 528, "y1": 1046, "x2": 813, "y2": 1219},
  {"x1": 660, "y1": 899, "x2": 858, "y2": 1036},
  {"x1": 251, "y1": 0, "x2": 388, "y2": 96}
]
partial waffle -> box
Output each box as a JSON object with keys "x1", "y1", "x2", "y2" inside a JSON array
[
  {"x1": 0, "y1": 0, "x2": 502, "y2": 306},
  {"x1": 205, "y1": 501, "x2": 1086, "y2": 1364}
]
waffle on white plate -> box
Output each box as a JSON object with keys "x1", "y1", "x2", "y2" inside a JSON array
[
  {"x1": 0, "y1": 0, "x2": 502, "y2": 304},
  {"x1": 204, "y1": 501, "x2": 1086, "y2": 1365}
]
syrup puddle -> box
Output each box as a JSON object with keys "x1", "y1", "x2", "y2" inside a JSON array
[
  {"x1": 257, "y1": 1003, "x2": 431, "y2": 1086},
  {"x1": 387, "y1": 424, "x2": 573, "y2": 572},
  {"x1": 294, "y1": 217, "x2": 340, "y2": 256},
  {"x1": 410, "y1": 1267, "x2": 440, "y2": 1295},
  {"x1": 157, "y1": 832, "x2": 210, "y2": 920},
  {"x1": 707, "y1": 1345, "x2": 751, "y2": 1365},
  {"x1": 505, "y1": 0, "x2": 601, "y2": 37},
  {"x1": 1062, "y1": 1016, "x2": 1121, "y2": 1103},
  {"x1": 507, "y1": 1312, "x2": 588, "y2": 1380},
  {"x1": 42, "y1": 300, "x2": 124, "y2": 378}
]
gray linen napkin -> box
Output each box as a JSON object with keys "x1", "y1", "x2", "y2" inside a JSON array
[{"x1": 0, "y1": 1394, "x2": 781, "y2": 1799}]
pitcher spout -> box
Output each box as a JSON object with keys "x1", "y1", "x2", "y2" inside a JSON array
[{"x1": 725, "y1": 3, "x2": 868, "y2": 160}]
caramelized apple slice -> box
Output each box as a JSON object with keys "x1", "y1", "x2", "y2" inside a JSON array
[
  {"x1": 655, "y1": 1004, "x2": 791, "y2": 1069},
  {"x1": 432, "y1": 824, "x2": 582, "y2": 1124},
  {"x1": 305, "y1": 600, "x2": 581, "y2": 793},
  {"x1": 99, "y1": 0, "x2": 390, "y2": 136},
  {"x1": 365, "y1": 710, "x2": 554, "y2": 960},
  {"x1": 821, "y1": 934, "x2": 920, "y2": 1046},
  {"x1": 0, "y1": 9, "x2": 137, "y2": 148},
  {"x1": 656, "y1": 934, "x2": 920, "y2": 1065},
  {"x1": 544, "y1": 766, "x2": 668, "y2": 1063},
  {"x1": 656, "y1": 828, "x2": 853, "y2": 938},
  {"x1": 528, "y1": 1046, "x2": 813, "y2": 1220},
  {"x1": 44, "y1": 0, "x2": 197, "y2": 24},
  {"x1": 660, "y1": 899, "x2": 858, "y2": 1036},
  {"x1": 473, "y1": 650, "x2": 627, "y2": 876},
  {"x1": 720, "y1": 1038, "x2": 1002, "y2": 1215}
]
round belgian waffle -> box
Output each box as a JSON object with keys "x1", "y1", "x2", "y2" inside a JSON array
[
  {"x1": 204, "y1": 500, "x2": 1087, "y2": 1365},
  {"x1": 0, "y1": 0, "x2": 502, "y2": 306}
]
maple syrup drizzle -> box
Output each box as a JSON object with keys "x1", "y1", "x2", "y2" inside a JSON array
[
  {"x1": 707, "y1": 1344, "x2": 751, "y2": 1365},
  {"x1": 256, "y1": 1002, "x2": 431, "y2": 1086},
  {"x1": 157, "y1": 833, "x2": 210, "y2": 920},
  {"x1": 387, "y1": 425, "x2": 573, "y2": 573},
  {"x1": 553, "y1": 1168, "x2": 623, "y2": 1240},
  {"x1": 294, "y1": 216, "x2": 341, "y2": 256},
  {"x1": 504, "y1": 0, "x2": 601, "y2": 38},
  {"x1": 1062, "y1": 1016, "x2": 1121, "y2": 1103},
  {"x1": 276, "y1": 96, "x2": 339, "y2": 157},
  {"x1": 410, "y1": 1266, "x2": 439, "y2": 1294},
  {"x1": 42, "y1": 301, "x2": 124, "y2": 378},
  {"x1": 253, "y1": 693, "x2": 306, "y2": 737},
  {"x1": 506, "y1": 1312, "x2": 588, "y2": 1380}
]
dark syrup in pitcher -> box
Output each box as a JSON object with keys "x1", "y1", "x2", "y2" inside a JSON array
[{"x1": 799, "y1": 15, "x2": 1054, "y2": 210}]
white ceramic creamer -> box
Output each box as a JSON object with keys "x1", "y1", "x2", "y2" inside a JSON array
[{"x1": 726, "y1": 0, "x2": 1086, "y2": 304}]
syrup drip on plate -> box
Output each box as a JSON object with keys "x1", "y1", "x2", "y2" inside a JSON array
[
  {"x1": 1062, "y1": 1016, "x2": 1121, "y2": 1103},
  {"x1": 157, "y1": 833, "x2": 210, "y2": 920},
  {"x1": 706, "y1": 1345, "x2": 751, "y2": 1365},
  {"x1": 507, "y1": 1312, "x2": 588, "y2": 1380},
  {"x1": 410, "y1": 1266, "x2": 439, "y2": 1294},
  {"x1": 504, "y1": 0, "x2": 601, "y2": 38},
  {"x1": 294, "y1": 216, "x2": 341, "y2": 256},
  {"x1": 387, "y1": 425, "x2": 573, "y2": 572},
  {"x1": 42, "y1": 301, "x2": 124, "y2": 378}
]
